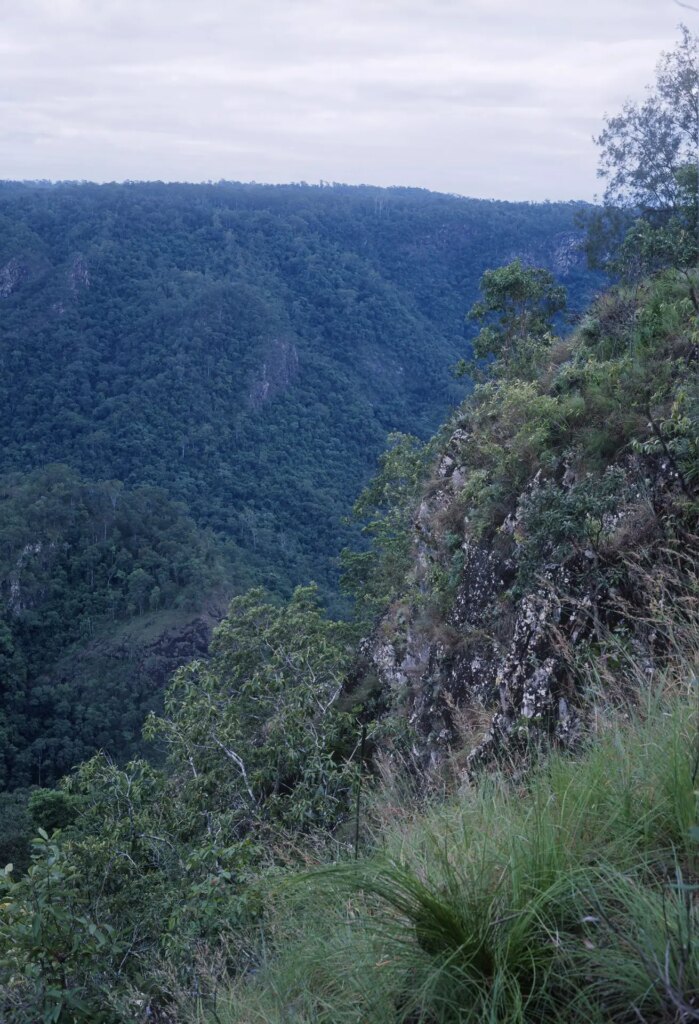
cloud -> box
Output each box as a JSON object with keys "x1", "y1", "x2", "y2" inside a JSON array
[{"x1": 0, "y1": 0, "x2": 693, "y2": 199}]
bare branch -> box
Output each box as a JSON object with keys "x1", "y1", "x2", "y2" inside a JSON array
[{"x1": 212, "y1": 737, "x2": 256, "y2": 803}]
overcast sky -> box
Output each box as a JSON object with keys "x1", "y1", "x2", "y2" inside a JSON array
[{"x1": 1, "y1": 0, "x2": 696, "y2": 201}]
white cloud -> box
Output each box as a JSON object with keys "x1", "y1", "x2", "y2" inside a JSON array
[{"x1": 0, "y1": 0, "x2": 694, "y2": 198}]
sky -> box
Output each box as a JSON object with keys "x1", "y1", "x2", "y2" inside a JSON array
[{"x1": 1, "y1": 0, "x2": 696, "y2": 201}]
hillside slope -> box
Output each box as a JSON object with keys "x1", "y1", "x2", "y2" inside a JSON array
[
  {"x1": 0, "y1": 181, "x2": 602, "y2": 597},
  {"x1": 0, "y1": 465, "x2": 226, "y2": 788},
  {"x1": 0, "y1": 182, "x2": 604, "y2": 785},
  {"x1": 352, "y1": 270, "x2": 698, "y2": 769}
]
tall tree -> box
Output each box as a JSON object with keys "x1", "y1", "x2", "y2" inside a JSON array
[
  {"x1": 585, "y1": 26, "x2": 698, "y2": 298},
  {"x1": 595, "y1": 25, "x2": 698, "y2": 215}
]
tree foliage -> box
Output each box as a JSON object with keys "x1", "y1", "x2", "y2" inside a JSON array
[
  {"x1": 589, "y1": 25, "x2": 699, "y2": 286},
  {"x1": 462, "y1": 260, "x2": 566, "y2": 377},
  {"x1": 0, "y1": 465, "x2": 224, "y2": 789},
  {"x1": 596, "y1": 25, "x2": 698, "y2": 213},
  {"x1": 341, "y1": 432, "x2": 433, "y2": 621},
  {"x1": 147, "y1": 585, "x2": 359, "y2": 831},
  {"x1": 0, "y1": 586, "x2": 360, "y2": 1022}
]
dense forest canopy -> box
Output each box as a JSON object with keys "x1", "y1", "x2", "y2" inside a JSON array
[
  {"x1": 0, "y1": 465, "x2": 225, "y2": 789},
  {"x1": 1, "y1": 245, "x2": 696, "y2": 1024},
  {"x1": 0, "y1": 181, "x2": 602, "y2": 595}
]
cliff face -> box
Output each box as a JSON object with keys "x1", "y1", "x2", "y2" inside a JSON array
[
  {"x1": 362, "y1": 439, "x2": 691, "y2": 774},
  {"x1": 357, "y1": 277, "x2": 698, "y2": 772},
  {"x1": 0, "y1": 257, "x2": 27, "y2": 297}
]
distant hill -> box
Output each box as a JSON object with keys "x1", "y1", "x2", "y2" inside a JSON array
[{"x1": 0, "y1": 181, "x2": 603, "y2": 598}]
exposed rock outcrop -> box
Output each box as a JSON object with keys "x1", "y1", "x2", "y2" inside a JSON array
[
  {"x1": 357, "y1": 415, "x2": 691, "y2": 774},
  {"x1": 52, "y1": 601, "x2": 225, "y2": 718},
  {"x1": 68, "y1": 253, "x2": 90, "y2": 291},
  {"x1": 501, "y1": 231, "x2": 585, "y2": 280},
  {"x1": 77, "y1": 612, "x2": 215, "y2": 694},
  {"x1": 248, "y1": 337, "x2": 299, "y2": 410},
  {"x1": 0, "y1": 257, "x2": 27, "y2": 298}
]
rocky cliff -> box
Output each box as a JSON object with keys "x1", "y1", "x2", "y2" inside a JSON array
[{"x1": 355, "y1": 274, "x2": 698, "y2": 773}]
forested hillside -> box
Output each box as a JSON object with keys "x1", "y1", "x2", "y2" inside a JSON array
[
  {"x1": 0, "y1": 181, "x2": 600, "y2": 594},
  {"x1": 0, "y1": 466, "x2": 225, "y2": 789},
  {"x1": 0, "y1": 182, "x2": 603, "y2": 787},
  {"x1": 1, "y1": 249, "x2": 696, "y2": 1024}
]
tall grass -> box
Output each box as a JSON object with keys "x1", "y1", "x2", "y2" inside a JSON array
[
  {"x1": 207, "y1": 551, "x2": 699, "y2": 1022},
  {"x1": 211, "y1": 665, "x2": 697, "y2": 1024}
]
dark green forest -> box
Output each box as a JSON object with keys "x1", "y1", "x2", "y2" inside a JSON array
[
  {"x1": 0, "y1": 181, "x2": 603, "y2": 788},
  {"x1": 0, "y1": 465, "x2": 225, "y2": 789},
  {"x1": 0, "y1": 182, "x2": 600, "y2": 592},
  {"x1": 1, "y1": 244, "x2": 696, "y2": 1024}
]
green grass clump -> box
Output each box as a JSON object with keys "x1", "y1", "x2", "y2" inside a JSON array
[{"x1": 215, "y1": 678, "x2": 698, "y2": 1023}]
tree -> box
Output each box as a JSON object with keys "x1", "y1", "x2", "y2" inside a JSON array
[
  {"x1": 341, "y1": 432, "x2": 432, "y2": 619},
  {"x1": 596, "y1": 25, "x2": 698, "y2": 214},
  {"x1": 456, "y1": 260, "x2": 566, "y2": 379},
  {"x1": 145, "y1": 585, "x2": 358, "y2": 831},
  {"x1": 589, "y1": 26, "x2": 699, "y2": 285}
]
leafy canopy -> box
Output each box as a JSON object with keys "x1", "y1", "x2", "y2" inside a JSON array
[{"x1": 146, "y1": 585, "x2": 359, "y2": 831}]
